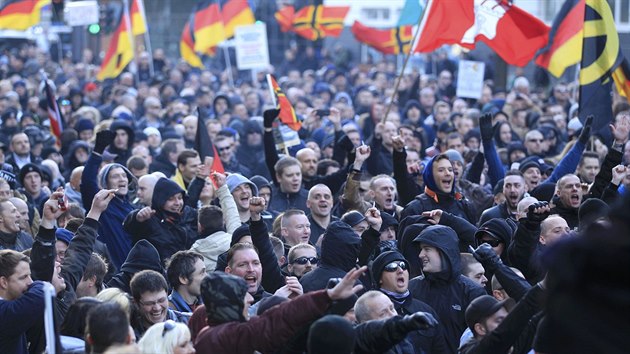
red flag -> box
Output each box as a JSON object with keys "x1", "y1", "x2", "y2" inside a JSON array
[
  {"x1": 413, "y1": 0, "x2": 550, "y2": 67},
  {"x1": 43, "y1": 79, "x2": 63, "y2": 147},
  {"x1": 196, "y1": 107, "x2": 225, "y2": 174},
  {"x1": 267, "y1": 74, "x2": 301, "y2": 131},
  {"x1": 274, "y1": 5, "x2": 294, "y2": 32},
  {"x1": 351, "y1": 21, "x2": 414, "y2": 55},
  {"x1": 613, "y1": 58, "x2": 630, "y2": 99}
]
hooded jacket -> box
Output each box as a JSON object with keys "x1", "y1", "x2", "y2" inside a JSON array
[
  {"x1": 106, "y1": 120, "x2": 135, "y2": 166},
  {"x1": 123, "y1": 178, "x2": 198, "y2": 262},
  {"x1": 408, "y1": 225, "x2": 486, "y2": 354},
  {"x1": 107, "y1": 239, "x2": 164, "y2": 293},
  {"x1": 81, "y1": 152, "x2": 135, "y2": 269},
  {"x1": 195, "y1": 272, "x2": 333, "y2": 354},
  {"x1": 300, "y1": 221, "x2": 362, "y2": 293},
  {"x1": 63, "y1": 140, "x2": 90, "y2": 179},
  {"x1": 401, "y1": 155, "x2": 476, "y2": 225}
]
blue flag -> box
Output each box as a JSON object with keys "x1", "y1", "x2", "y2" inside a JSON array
[{"x1": 397, "y1": 0, "x2": 424, "y2": 26}]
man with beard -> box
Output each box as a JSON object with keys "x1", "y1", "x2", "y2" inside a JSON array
[
  {"x1": 550, "y1": 174, "x2": 582, "y2": 229},
  {"x1": 479, "y1": 171, "x2": 526, "y2": 225},
  {"x1": 123, "y1": 178, "x2": 199, "y2": 262},
  {"x1": 306, "y1": 184, "x2": 337, "y2": 244}
]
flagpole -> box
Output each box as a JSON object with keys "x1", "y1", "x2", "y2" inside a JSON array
[
  {"x1": 381, "y1": 1, "x2": 429, "y2": 124},
  {"x1": 122, "y1": 0, "x2": 139, "y2": 83},
  {"x1": 222, "y1": 45, "x2": 235, "y2": 88},
  {"x1": 138, "y1": 0, "x2": 155, "y2": 76}
]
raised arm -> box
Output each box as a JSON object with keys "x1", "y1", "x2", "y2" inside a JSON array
[
  {"x1": 479, "y1": 113, "x2": 505, "y2": 188},
  {"x1": 263, "y1": 109, "x2": 281, "y2": 185},
  {"x1": 81, "y1": 130, "x2": 115, "y2": 209},
  {"x1": 212, "y1": 172, "x2": 241, "y2": 234},
  {"x1": 249, "y1": 197, "x2": 285, "y2": 293}
]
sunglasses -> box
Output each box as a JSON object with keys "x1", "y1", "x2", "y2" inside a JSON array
[
  {"x1": 162, "y1": 320, "x2": 176, "y2": 337},
  {"x1": 291, "y1": 256, "x2": 319, "y2": 265},
  {"x1": 477, "y1": 238, "x2": 503, "y2": 247},
  {"x1": 383, "y1": 261, "x2": 407, "y2": 272},
  {"x1": 217, "y1": 146, "x2": 232, "y2": 152}
]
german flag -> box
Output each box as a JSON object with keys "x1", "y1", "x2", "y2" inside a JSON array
[
  {"x1": 535, "y1": 0, "x2": 585, "y2": 77},
  {"x1": 578, "y1": 0, "x2": 625, "y2": 138},
  {"x1": 219, "y1": 0, "x2": 255, "y2": 39},
  {"x1": 180, "y1": 20, "x2": 204, "y2": 68},
  {"x1": 351, "y1": 21, "x2": 413, "y2": 55},
  {"x1": 0, "y1": 0, "x2": 50, "y2": 31},
  {"x1": 192, "y1": 0, "x2": 225, "y2": 53},
  {"x1": 96, "y1": 11, "x2": 134, "y2": 81},
  {"x1": 130, "y1": 0, "x2": 147, "y2": 36},
  {"x1": 267, "y1": 74, "x2": 301, "y2": 131},
  {"x1": 292, "y1": 5, "x2": 349, "y2": 40},
  {"x1": 613, "y1": 58, "x2": 630, "y2": 98},
  {"x1": 43, "y1": 78, "x2": 63, "y2": 147}
]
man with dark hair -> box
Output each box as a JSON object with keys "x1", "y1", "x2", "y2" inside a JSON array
[
  {"x1": 173, "y1": 149, "x2": 201, "y2": 191},
  {"x1": 75, "y1": 253, "x2": 108, "y2": 298},
  {"x1": 85, "y1": 302, "x2": 133, "y2": 354},
  {"x1": 478, "y1": 171, "x2": 527, "y2": 225},
  {"x1": 166, "y1": 250, "x2": 206, "y2": 312},
  {"x1": 0, "y1": 250, "x2": 45, "y2": 354},
  {"x1": 149, "y1": 138, "x2": 185, "y2": 177},
  {"x1": 270, "y1": 156, "x2": 309, "y2": 213},
  {"x1": 129, "y1": 269, "x2": 190, "y2": 336},
  {"x1": 460, "y1": 253, "x2": 487, "y2": 288},
  {"x1": 190, "y1": 172, "x2": 241, "y2": 272},
  {"x1": 225, "y1": 242, "x2": 270, "y2": 304},
  {"x1": 576, "y1": 151, "x2": 600, "y2": 184},
  {"x1": 126, "y1": 155, "x2": 148, "y2": 179}
]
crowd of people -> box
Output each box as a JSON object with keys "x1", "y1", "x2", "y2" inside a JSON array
[{"x1": 0, "y1": 41, "x2": 628, "y2": 354}]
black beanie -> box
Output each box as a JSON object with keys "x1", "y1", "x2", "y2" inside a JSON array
[
  {"x1": 231, "y1": 224, "x2": 251, "y2": 246},
  {"x1": 307, "y1": 315, "x2": 356, "y2": 354},
  {"x1": 578, "y1": 198, "x2": 610, "y2": 230},
  {"x1": 371, "y1": 250, "x2": 408, "y2": 288}
]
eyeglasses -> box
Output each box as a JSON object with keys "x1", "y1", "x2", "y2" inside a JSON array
[
  {"x1": 291, "y1": 256, "x2": 319, "y2": 265},
  {"x1": 162, "y1": 320, "x2": 176, "y2": 337},
  {"x1": 477, "y1": 238, "x2": 503, "y2": 247},
  {"x1": 383, "y1": 261, "x2": 408, "y2": 272},
  {"x1": 527, "y1": 139, "x2": 543, "y2": 143},
  {"x1": 139, "y1": 297, "x2": 167, "y2": 308}
]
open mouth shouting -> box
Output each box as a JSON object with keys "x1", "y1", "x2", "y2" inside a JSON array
[{"x1": 244, "y1": 273, "x2": 258, "y2": 292}]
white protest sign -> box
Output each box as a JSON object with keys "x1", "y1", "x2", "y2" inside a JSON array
[
  {"x1": 234, "y1": 24, "x2": 270, "y2": 70},
  {"x1": 456, "y1": 60, "x2": 485, "y2": 100},
  {"x1": 64, "y1": 1, "x2": 99, "y2": 26}
]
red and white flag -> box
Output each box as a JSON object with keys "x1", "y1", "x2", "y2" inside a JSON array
[
  {"x1": 43, "y1": 78, "x2": 63, "y2": 147},
  {"x1": 413, "y1": 0, "x2": 550, "y2": 67}
]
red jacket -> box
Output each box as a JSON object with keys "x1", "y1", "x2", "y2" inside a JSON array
[{"x1": 194, "y1": 290, "x2": 331, "y2": 354}]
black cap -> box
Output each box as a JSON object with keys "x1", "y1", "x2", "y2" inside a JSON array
[
  {"x1": 341, "y1": 210, "x2": 366, "y2": 227},
  {"x1": 18, "y1": 163, "x2": 42, "y2": 185},
  {"x1": 475, "y1": 218, "x2": 514, "y2": 246},
  {"x1": 465, "y1": 295, "x2": 513, "y2": 331}
]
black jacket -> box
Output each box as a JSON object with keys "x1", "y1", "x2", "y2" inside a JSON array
[
  {"x1": 269, "y1": 185, "x2": 309, "y2": 214},
  {"x1": 149, "y1": 154, "x2": 176, "y2": 177},
  {"x1": 550, "y1": 199, "x2": 579, "y2": 230},
  {"x1": 123, "y1": 178, "x2": 198, "y2": 262},
  {"x1": 477, "y1": 203, "x2": 512, "y2": 227},
  {"x1": 506, "y1": 217, "x2": 545, "y2": 284},
  {"x1": 300, "y1": 221, "x2": 361, "y2": 293},
  {"x1": 409, "y1": 225, "x2": 486, "y2": 354},
  {"x1": 250, "y1": 218, "x2": 285, "y2": 294},
  {"x1": 402, "y1": 192, "x2": 476, "y2": 226},
  {"x1": 107, "y1": 240, "x2": 164, "y2": 293},
  {"x1": 459, "y1": 284, "x2": 545, "y2": 354},
  {"x1": 382, "y1": 291, "x2": 449, "y2": 354}
]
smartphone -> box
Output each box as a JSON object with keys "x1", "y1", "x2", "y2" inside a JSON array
[
  {"x1": 58, "y1": 194, "x2": 68, "y2": 211},
  {"x1": 315, "y1": 109, "x2": 330, "y2": 117}
]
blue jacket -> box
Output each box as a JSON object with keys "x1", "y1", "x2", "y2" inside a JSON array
[
  {"x1": 0, "y1": 281, "x2": 45, "y2": 354},
  {"x1": 81, "y1": 152, "x2": 135, "y2": 269}
]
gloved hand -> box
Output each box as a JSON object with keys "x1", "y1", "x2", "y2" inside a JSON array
[
  {"x1": 337, "y1": 134, "x2": 355, "y2": 152},
  {"x1": 263, "y1": 108, "x2": 280, "y2": 128},
  {"x1": 401, "y1": 312, "x2": 438, "y2": 331},
  {"x1": 578, "y1": 115, "x2": 593, "y2": 144},
  {"x1": 527, "y1": 201, "x2": 550, "y2": 223},
  {"x1": 479, "y1": 113, "x2": 494, "y2": 142},
  {"x1": 469, "y1": 243, "x2": 502, "y2": 272},
  {"x1": 94, "y1": 130, "x2": 115, "y2": 154}
]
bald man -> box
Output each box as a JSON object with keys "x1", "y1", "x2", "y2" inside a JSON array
[{"x1": 135, "y1": 172, "x2": 165, "y2": 207}]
